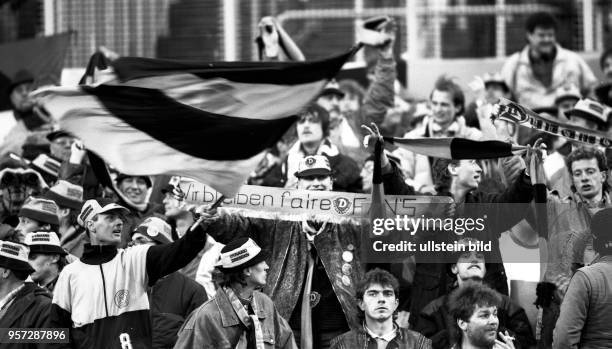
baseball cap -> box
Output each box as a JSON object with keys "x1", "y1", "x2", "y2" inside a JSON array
[
  {"x1": 320, "y1": 80, "x2": 345, "y2": 98},
  {"x1": 565, "y1": 98, "x2": 609, "y2": 128},
  {"x1": 115, "y1": 173, "x2": 153, "y2": 188},
  {"x1": 294, "y1": 155, "x2": 333, "y2": 178},
  {"x1": 131, "y1": 217, "x2": 173, "y2": 245},
  {"x1": 25, "y1": 231, "x2": 67, "y2": 256},
  {"x1": 554, "y1": 84, "x2": 581, "y2": 105},
  {"x1": 78, "y1": 198, "x2": 129, "y2": 227}
]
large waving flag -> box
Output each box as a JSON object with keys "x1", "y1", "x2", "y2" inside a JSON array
[
  {"x1": 34, "y1": 48, "x2": 356, "y2": 196},
  {"x1": 383, "y1": 137, "x2": 527, "y2": 159}
]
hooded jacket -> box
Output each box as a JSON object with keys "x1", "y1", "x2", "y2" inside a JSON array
[{"x1": 0, "y1": 282, "x2": 52, "y2": 349}]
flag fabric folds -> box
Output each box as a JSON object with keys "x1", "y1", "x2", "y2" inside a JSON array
[
  {"x1": 34, "y1": 49, "x2": 356, "y2": 197},
  {"x1": 383, "y1": 137, "x2": 527, "y2": 160}
]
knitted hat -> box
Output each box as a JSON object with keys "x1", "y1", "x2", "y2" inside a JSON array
[
  {"x1": 78, "y1": 198, "x2": 129, "y2": 227},
  {"x1": 215, "y1": 237, "x2": 269, "y2": 272},
  {"x1": 25, "y1": 231, "x2": 67, "y2": 256},
  {"x1": 115, "y1": 173, "x2": 152, "y2": 188},
  {"x1": 44, "y1": 180, "x2": 83, "y2": 210},
  {"x1": 18, "y1": 197, "x2": 59, "y2": 226},
  {"x1": 294, "y1": 155, "x2": 333, "y2": 178},
  {"x1": 0, "y1": 240, "x2": 34, "y2": 274},
  {"x1": 131, "y1": 217, "x2": 173, "y2": 245}
]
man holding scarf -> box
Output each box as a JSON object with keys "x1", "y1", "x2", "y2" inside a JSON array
[
  {"x1": 174, "y1": 237, "x2": 296, "y2": 349},
  {"x1": 204, "y1": 151, "x2": 409, "y2": 349}
]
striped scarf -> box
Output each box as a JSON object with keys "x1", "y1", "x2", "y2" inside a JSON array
[{"x1": 224, "y1": 287, "x2": 265, "y2": 349}]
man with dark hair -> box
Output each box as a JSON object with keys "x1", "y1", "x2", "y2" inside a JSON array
[
  {"x1": 553, "y1": 207, "x2": 612, "y2": 347},
  {"x1": 0, "y1": 240, "x2": 52, "y2": 347},
  {"x1": 330, "y1": 268, "x2": 431, "y2": 349},
  {"x1": 49, "y1": 198, "x2": 215, "y2": 349},
  {"x1": 447, "y1": 282, "x2": 516, "y2": 349},
  {"x1": 282, "y1": 105, "x2": 362, "y2": 192},
  {"x1": 174, "y1": 237, "x2": 296, "y2": 349},
  {"x1": 25, "y1": 231, "x2": 67, "y2": 294},
  {"x1": 501, "y1": 11, "x2": 596, "y2": 109},
  {"x1": 398, "y1": 76, "x2": 482, "y2": 194},
  {"x1": 414, "y1": 239, "x2": 534, "y2": 349},
  {"x1": 535, "y1": 145, "x2": 612, "y2": 347}
]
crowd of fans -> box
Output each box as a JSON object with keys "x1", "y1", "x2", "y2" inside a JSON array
[{"x1": 0, "y1": 10, "x2": 611, "y2": 349}]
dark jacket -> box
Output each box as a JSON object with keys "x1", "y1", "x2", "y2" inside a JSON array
[
  {"x1": 0, "y1": 282, "x2": 52, "y2": 349},
  {"x1": 414, "y1": 293, "x2": 535, "y2": 349},
  {"x1": 208, "y1": 214, "x2": 365, "y2": 331},
  {"x1": 408, "y1": 171, "x2": 534, "y2": 322},
  {"x1": 330, "y1": 324, "x2": 432, "y2": 349},
  {"x1": 174, "y1": 287, "x2": 296, "y2": 349},
  {"x1": 149, "y1": 272, "x2": 207, "y2": 349}
]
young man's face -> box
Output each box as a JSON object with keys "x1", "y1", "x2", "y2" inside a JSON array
[
  {"x1": 430, "y1": 89, "x2": 458, "y2": 127},
  {"x1": 245, "y1": 261, "x2": 269, "y2": 287},
  {"x1": 88, "y1": 211, "x2": 124, "y2": 245},
  {"x1": 28, "y1": 253, "x2": 58, "y2": 284},
  {"x1": 527, "y1": 27, "x2": 556, "y2": 57},
  {"x1": 49, "y1": 136, "x2": 75, "y2": 162},
  {"x1": 317, "y1": 93, "x2": 343, "y2": 128},
  {"x1": 297, "y1": 174, "x2": 333, "y2": 191},
  {"x1": 9, "y1": 83, "x2": 34, "y2": 112},
  {"x1": 15, "y1": 216, "x2": 44, "y2": 237},
  {"x1": 571, "y1": 158, "x2": 605, "y2": 200},
  {"x1": 297, "y1": 113, "x2": 324, "y2": 146},
  {"x1": 118, "y1": 177, "x2": 148, "y2": 205},
  {"x1": 162, "y1": 193, "x2": 181, "y2": 216},
  {"x1": 451, "y1": 160, "x2": 482, "y2": 190},
  {"x1": 451, "y1": 251, "x2": 486, "y2": 281},
  {"x1": 359, "y1": 283, "x2": 399, "y2": 322},
  {"x1": 458, "y1": 305, "x2": 499, "y2": 348}
]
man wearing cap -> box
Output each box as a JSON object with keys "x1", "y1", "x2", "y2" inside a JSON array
[
  {"x1": 12, "y1": 197, "x2": 59, "y2": 243},
  {"x1": 49, "y1": 197, "x2": 215, "y2": 349},
  {"x1": 25, "y1": 231, "x2": 67, "y2": 294},
  {"x1": 175, "y1": 237, "x2": 297, "y2": 349},
  {"x1": 114, "y1": 173, "x2": 165, "y2": 248},
  {"x1": 464, "y1": 72, "x2": 513, "y2": 138},
  {"x1": 46, "y1": 130, "x2": 75, "y2": 163},
  {"x1": 43, "y1": 180, "x2": 86, "y2": 257},
  {"x1": 30, "y1": 153, "x2": 61, "y2": 187},
  {"x1": 413, "y1": 238, "x2": 534, "y2": 349},
  {"x1": 206, "y1": 154, "x2": 406, "y2": 349},
  {"x1": 8, "y1": 69, "x2": 49, "y2": 131},
  {"x1": 130, "y1": 217, "x2": 207, "y2": 349},
  {"x1": 553, "y1": 207, "x2": 612, "y2": 348},
  {"x1": 0, "y1": 240, "x2": 52, "y2": 346}
]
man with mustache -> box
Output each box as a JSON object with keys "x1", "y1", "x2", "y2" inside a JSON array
[
  {"x1": 330, "y1": 268, "x2": 431, "y2": 349},
  {"x1": 414, "y1": 238, "x2": 534, "y2": 349},
  {"x1": 501, "y1": 12, "x2": 597, "y2": 110},
  {"x1": 448, "y1": 282, "x2": 516, "y2": 349}
]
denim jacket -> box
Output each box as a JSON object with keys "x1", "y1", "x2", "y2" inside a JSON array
[
  {"x1": 174, "y1": 287, "x2": 296, "y2": 349},
  {"x1": 330, "y1": 323, "x2": 432, "y2": 349}
]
